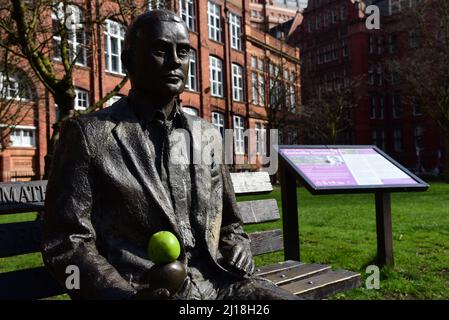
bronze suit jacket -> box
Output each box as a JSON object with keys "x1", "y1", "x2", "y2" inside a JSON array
[{"x1": 42, "y1": 98, "x2": 251, "y2": 299}]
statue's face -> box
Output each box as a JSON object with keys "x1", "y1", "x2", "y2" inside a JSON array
[{"x1": 132, "y1": 20, "x2": 190, "y2": 100}]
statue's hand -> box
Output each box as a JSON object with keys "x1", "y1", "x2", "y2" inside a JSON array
[
  {"x1": 222, "y1": 244, "x2": 255, "y2": 276},
  {"x1": 133, "y1": 288, "x2": 171, "y2": 300}
]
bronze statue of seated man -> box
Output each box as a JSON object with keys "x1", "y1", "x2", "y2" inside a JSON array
[{"x1": 42, "y1": 9, "x2": 299, "y2": 300}]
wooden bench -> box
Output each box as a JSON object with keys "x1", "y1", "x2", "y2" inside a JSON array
[
  {"x1": 0, "y1": 172, "x2": 360, "y2": 300},
  {"x1": 231, "y1": 171, "x2": 361, "y2": 299}
]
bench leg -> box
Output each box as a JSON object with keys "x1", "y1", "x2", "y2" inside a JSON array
[
  {"x1": 375, "y1": 192, "x2": 394, "y2": 267},
  {"x1": 279, "y1": 158, "x2": 300, "y2": 261}
]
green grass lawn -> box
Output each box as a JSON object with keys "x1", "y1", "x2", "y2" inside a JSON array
[
  {"x1": 241, "y1": 183, "x2": 449, "y2": 300},
  {"x1": 1, "y1": 183, "x2": 448, "y2": 299}
]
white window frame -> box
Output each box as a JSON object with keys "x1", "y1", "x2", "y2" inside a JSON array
[
  {"x1": 179, "y1": 0, "x2": 195, "y2": 31},
  {"x1": 211, "y1": 111, "x2": 225, "y2": 137},
  {"x1": 414, "y1": 126, "x2": 425, "y2": 151},
  {"x1": 0, "y1": 73, "x2": 30, "y2": 100},
  {"x1": 233, "y1": 116, "x2": 245, "y2": 155},
  {"x1": 52, "y1": 4, "x2": 87, "y2": 66},
  {"x1": 104, "y1": 19, "x2": 126, "y2": 75},
  {"x1": 229, "y1": 12, "x2": 242, "y2": 50},
  {"x1": 186, "y1": 49, "x2": 197, "y2": 91},
  {"x1": 255, "y1": 123, "x2": 266, "y2": 155},
  {"x1": 207, "y1": 1, "x2": 221, "y2": 42},
  {"x1": 251, "y1": 72, "x2": 258, "y2": 105},
  {"x1": 232, "y1": 63, "x2": 243, "y2": 102},
  {"x1": 7, "y1": 125, "x2": 36, "y2": 148},
  {"x1": 182, "y1": 106, "x2": 198, "y2": 116},
  {"x1": 75, "y1": 88, "x2": 88, "y2": 111},
  {"x1": 209, "y1": 56, "x2": 223, "y2": 97},
  {"x1": 412, "y1": 96, "x2": 423, "y2": 116},
  {"x1": 106, "y1": 95, "x2": 122, "y2": 107},
  {"x1": 148, "y1": 0, "x2": 164, "y2": 10},
  {"x1": 393, "y1": 95, "x2": 402, "y2": 119},
  {"x1": 258, "y1": 74, "x2": 265, "y2": 106}
]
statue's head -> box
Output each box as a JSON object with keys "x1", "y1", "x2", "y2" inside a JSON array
[{"x1": 122, "y1": 10, "x2": 190, "y2": 100}]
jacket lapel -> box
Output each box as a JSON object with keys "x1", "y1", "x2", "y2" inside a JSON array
[{"x1": 110, "y1": 99, "x2": 179, "y2": 233}]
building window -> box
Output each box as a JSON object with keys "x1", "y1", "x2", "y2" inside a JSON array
[
  {"x1": 392, "y1": 95, "x2": 402, "y2": 118},
  {"x1": 0, "y1": 72, "x2": 30, "y2": 100},
  {"x1": 377, "y1": 66, "x2": 383, "y2": 85},
  {"x1": 287, "y1": 128, "x2": 298, "y2": 144},
  {"x1": 331, "y1": 9, "x2": 337, "y2": 23},
  {"x1": 371, "y1": 129, "x2": 377, "y2": 146},
  {"x1": 369, "y1": 35, "x2": 375, "y2": 54},
  {"x1": 369, "y1": 95, "x2": 376, "y2": 119},
  {"x1": 186, "y1": 49, "x2": 197, "y2": 91},
  {"x1": 340, "y1": 4, "x2": 347, "y2": 20},
  {"x1": 211, "y1": 111, "x2": 224, "y2": 137},
  {"x1": 209, "y1": 56, "x2": 223, "y2": 97},
  {"x1": 368, "y1": 64, "x2": 375, "y2": 85},
  {"x1": 229, "y1": 12, "x2": 242, "y2": 50},
  {"x1": 409, "y1": 29, "x2": 420, "y2": 48},
  {"x1": 258, "y1": 74, "x2": 265, "y2": 106},
  {"x1": 307, "y1": 20, "x2": 313, "y2": 32},
  {"x1": 9, "y1": 126, "x2": 36, "y2": 148},
  {"x1": 255, "y1": 123, "x2": 266, "y2": 155},
  {"x1": 414, "y1": 126, "x2": 424, "y2": 151},
  {"x1": 251, "y1": 56, "x2": 257, "y2": 69},
  {"x1": 233, "y1": 115, "x2": 245, "y2": 155},
  {"x1": 251, "y1": 72, "x2": 258, "y2": 105},
  {"x1": 148, "y1": 0, "x2": 164, "y2": 10},
  {"x1": 377, "y1": 37, "x2": 383, "y2": 54},
  {"x1": 179, "y1": 0, "x2": 195, "y2": 31},
  {"x1": 378, "y1": 96, "x2": 384, "y2": 119},
  {"x1": 394, "y1": 128, "x2": 403, "y2": 152},
  {"x1": 388, "y1": 34, "x2": 398, "y2": 53},
  {"x1": 315, "y1": 15, "x2": 321, "y2": 29},
  {"x1": 232, "y1": 63, "x2": 243, "y2": 102},
  {"x1": 342, "y1": 40, "x2": 349, "y2": 57},
  {"x1": 391, "y1": 72, "x2": 400, "y2": 85},
  {"x1": 104, "y1": 20, "x2": 126, "y2": 75},
  {"x1": 75, "y1": 88, "x2": 88, "y2": 111},
  {"x1": 207, "y1": 1, "x2": 221, "y2": 42},
  {"x1": 412, "y1": 97, "x2": 422, "y2": 116},
  {"x1": 52, "y1": 4, "x2": 86, "y2": 66},
  {"x1": 182, "y1": 106, "x2": 198, "y2": 116},
  {"x1": 106, "y1": 95, "x2": 122, "y2": 107}
]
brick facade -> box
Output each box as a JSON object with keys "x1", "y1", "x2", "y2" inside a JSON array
[
  {"x1": 289, "y1": 0, "x2": 443, "y2": 172},
  {"x1": 0, "y1": 0, "x2": 301, "y2": 181}
]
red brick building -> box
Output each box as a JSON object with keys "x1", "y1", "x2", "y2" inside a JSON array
[
  {"x1": 289, "y1": 0, "x2": 443, "y2": 173},
  {"x1": 0, "y1": 0, "x2": 301, "y2": 181}
]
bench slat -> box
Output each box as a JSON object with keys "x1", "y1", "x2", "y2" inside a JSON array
[
  {"x1": 249, "y1": 229, "x2": 283, "y2": 256},
  {"x1": 239, "y1": 199, "x2": 280, "y2": 224},
  {"x1": 0, "y1": 181, "x2": 47, "y2": 215},
  {"x1": 254, "y1": 260, "x2": 302, "y2": 276},
  {"x1": 230, "y1": 172, "x2": 273, "y2": 195},
  {"x1": 0, "y1": 220, "x2": 42, "y2": 258},
  {"x1": 279, "y1": 270, "x2": 361, "y2": 299},
  {"x1": 262, "y1": 263, "x2": 331, "y2": 285},
  {"x1": 0, "y1": 267, "x2": 64, "y2": 300}
]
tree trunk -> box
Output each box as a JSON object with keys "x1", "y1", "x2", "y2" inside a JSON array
[
  {"x1": 443, "y1": 133, "x2": 449, "y2": 182},
  {"x1": 43, "y1": 83, "x2": 76, "y2": 178}
]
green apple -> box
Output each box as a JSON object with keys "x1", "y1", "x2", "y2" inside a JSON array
[{"x1": 147, "y1": 231, "x2": 181, "y2": 264}]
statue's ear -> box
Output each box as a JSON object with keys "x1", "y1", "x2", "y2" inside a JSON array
[{"x1": 121, "y1": 50, "x2": 134, "y2": 74}]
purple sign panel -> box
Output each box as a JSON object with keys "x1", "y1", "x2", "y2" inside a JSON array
[{"x1": 280, "y1": 148, "x2": 418, "y2": 187}]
